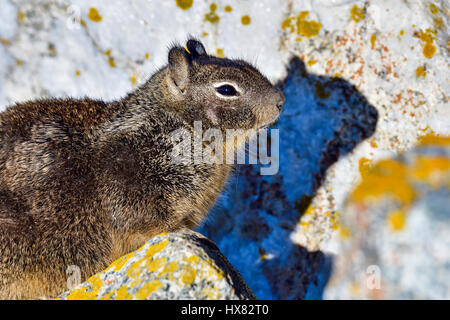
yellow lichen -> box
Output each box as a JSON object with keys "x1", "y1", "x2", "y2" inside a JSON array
[
  {"x1": 176, "y1": 0, "x2": 193, "y2": 10},
  {"x1": 145, "y1": 52, "x2": 150, "y2": 60},
  {"x1": 146, "y1": 257, "x2": 167, "y2": 273},
  {"x1": 75, "y1": 70, "x2": 81, "y2": 77},
  {"x1": 297, "y1": 11, "x2": 322, "y2": 37},
  {"x1": 423, "y1": 42, "x2": 436, "y2": 58},
  {"x1": 359, "y1": 157, "x2": 373, "y2": 177},
  {"x1": 429, "y1": 3, "x2": 438, "y2": 14},
  {"x1": 104, "y1": 250, "x2": 137, "y2": 273},
  {"x1": 87, "y1": 275, "x2": 103, "y2": 293},
  {"x1": 339, "y1": 225, "x2": 352, "y2": 238},
  {"x1": 104, "y1": 49, "x2": 111, "y2": 56},
  {"x1": 307, "y1": 59, "x2": 317, "y2": 67},
  {"x1": 185, "y1": 255, "x2": 201, "y2": 265},
  {"x1": 281, "y1": 17, "x2": 297, "y2": 33},
  {"x1": 370, "y1": 138, "x2": 378, "y2": 148},
  {"x1": 16, "y1": 60, "x2": 22, "y2": 66},
  {"x1": 387, "y1": 209, "x2": 406, "y2": 231},
  {"x1": 135, "y1": 280, "x2": 163, "y2": 299},
  {"x1": 282, "y1": 11, "x2": 321, "y2": 38},
  {"x1": 146, "y1": 239, "x2": 168, "y2": 257},
  {"x1": 131, "y1": 75, "x2": 137, "y2": 85},
  {"x1": 1, "y1": 38, "x2": 10, "y2": 45},
  {"x1": 224, "y1": 5, "x2": 232, "y2": 12},
  {"x1": 108, "y1": 57, "x2": 116, "y2": 68},
  {"x1": 412, "y1": 155, "x2": 450, "y2": 187},
  {"x1": 161, "y1": 261, "x2": 179, "y2": 280},
  {"x1": 88, "y1": 8, "x2": 102, "y2": 23},
  {"x1": 370, "y1": 34, "x2": 377, "y2": 49},
  {"x1": 205, "y1": 3, "x2": 219, "y2": 23},
  {"x1": 352, "y1": 159, "x2": 416, "y2": 205},
  {"x1": 434, "y1": 17, "x2": 443, "y2": 29},
  {"x1": 114, "y1": 285, "x2": 132, "y2": 300},
  {"x1": 350, "y1": 5, "x2": 365, "y2": 23},
  {"x1": 202, "y1": 287, "x2": 219, "y2": 299},
  {"x1": 216, "y1": 48, "x2": 224, "y2": 57},
  {"x1": 241, "y1": 15, "x2": 251, "y2": 25},
  {"x1": 181, "y1": 265, "x2": 197, "y2": 285},
  {"x1": 18, "y1": 10, "x2": 25, "y2": 23},
  {"x1": 416, "y1": 66, "x2": 426, "y2": 78},
  {"x1": 419, "y1": 29, "x2": 437, "y2": 58},
  {"x1": 419, "y1": 134, "x2": 450, "y2": 146},
  {"x1": 65, "y1": 287, "x2": 95, "y2": 300}
]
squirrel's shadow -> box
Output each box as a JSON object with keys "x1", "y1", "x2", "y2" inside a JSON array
[{"x1": 198, "y1": 57, "x2": 378, "y2": 299}]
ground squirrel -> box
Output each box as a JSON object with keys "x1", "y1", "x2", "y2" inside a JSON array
[{"x1": 0, "y1": 38, "x2": 284, "y2": 299}]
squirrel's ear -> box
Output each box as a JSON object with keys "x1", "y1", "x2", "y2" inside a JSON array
[
  {"x1": 186, "y1": 39, "x2": 207, "y2": 58},
  {"x1": 168, "y1": 47, "x2": 190, "y2": 92}
]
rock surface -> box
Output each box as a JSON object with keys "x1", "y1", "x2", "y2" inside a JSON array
[
  {"x1": 59, "y1": 231, "x2": 255, "y2": 300},
  {"x1": 0, "y1": 0, "x2": 448, "y2": 299},
  {"x1": 324, "y1": 135, "x2": 450, "y2": 299}
]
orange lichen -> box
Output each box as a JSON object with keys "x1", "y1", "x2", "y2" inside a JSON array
[
  {"x1": 241, "y1": 15, "x2": 251, "y2": 25},
  {"x1": 282, "y1": 11, "x2": 322, "y2": 38},
  {"x1": 350, "y1": 5, "x2": 365, "y2": 23},
  {"x1": 145, "y1": 52, "x2": 150, "y2": 60},
  {"x1": 224, "y1": 5, "x2": 232, "y2": 12},
  {"x1": 104, "y1": 49, "x2": 111, "y2": 56},
  {"x1": 205, "y1": 3, "x2": 219, "y2": 23},
  {"x1": 0, "y1": 38, "x2": 10, "y2": 45},
  {"x1": 387, "y1": 209, "x2": 406, "y2": 231},
  {"x1": 352, "y1": 159, "x2": 416, "y2": 205},
  {"x1": 176, "y1": 0, "x2": 193, "y2": 10},
  {"x1": 88, "y1": 8, "x2": 102, "y2": 22}
]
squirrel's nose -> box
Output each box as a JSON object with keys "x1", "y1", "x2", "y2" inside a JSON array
[{"x1": 275, "y1": 90, "x2": 285, "y2": 111}]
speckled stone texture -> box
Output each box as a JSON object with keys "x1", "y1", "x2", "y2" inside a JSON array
[
  {"x1": 324, "y1": 135, "x2": 450, "y2": 299},
  {"x1": 59, "y1": 231, "x2": 255, "y2": 300}
]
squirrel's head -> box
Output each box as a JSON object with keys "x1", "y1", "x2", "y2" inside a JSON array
[{"x1": 163, "y1": 39, "x2": 284, "y2": 130}]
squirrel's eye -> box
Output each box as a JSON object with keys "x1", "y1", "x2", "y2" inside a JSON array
[{"x1": 215, "y1": 85, "x2": 238, "y2": 96}]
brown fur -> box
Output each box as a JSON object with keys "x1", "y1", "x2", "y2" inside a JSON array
[{"x1": 0, "y1": 39, "x2": 284, "y2": 299}]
